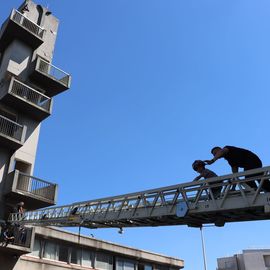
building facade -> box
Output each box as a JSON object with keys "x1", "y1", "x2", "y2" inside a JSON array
[
  {"x1": 0, "y1": 0, "x2": 69, "y2": 219},
  {"x1": 217, "y1": 249, "x2": 270, "y2": 270},
  {"x1": 0, "y1": 226, "x2": 184, "y2": 270},
  {"x1": 0, "y1": 1, "x2": 184, "y2": 270}
]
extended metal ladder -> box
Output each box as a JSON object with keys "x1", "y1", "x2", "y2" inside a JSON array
[{"x1": 8, "y1": 166, "x2": 270, "y2": 229}]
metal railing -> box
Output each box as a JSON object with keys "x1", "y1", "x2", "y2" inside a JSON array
[
  {"x1": 8, "y1": 166, "x2": 270, "y2": 228},
  {"x1": 37, "y1": 57, "x2": 71, "y2": 87},
  {"x1": 10, "y1": 78, "x2": 52, "y2": 112},
  {"x1": 0, "y1": 225, "x2": 33, "y2": 248},
  {"x1": 16, "y1": 171, "x2": 56, "y2": 202},
  {"x1": 11, "y1": 9, "x2": 45, "y2": 39},
  {"x1": 13, "y1": 226, "x2": 33, "y2": 248},
  {"x1": 0, "y1": 115, "x2": 24, "y2": 141}
]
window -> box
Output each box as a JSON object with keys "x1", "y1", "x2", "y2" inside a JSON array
[
  {"x1": 145, "y1": 265, "x2": 153, "y2": 270},
  {"x1": 31, "y1": 238, "x2": 41, "y2": 257},
  {"x1": 82, "y1": 250, "x2": 93, "y2": 267},
  {"x1": 96, "y1": 252, "x2": 113, "y2": 270},
  {"x1": 71, "y1": 248, "x2": 81, "y2": 265},
  {"x1": 59, "y1": 245, "x2": 69, "y2": 262},
  {"x1": 116, "y1": 259, "x2": 135, "y2": 270},
  {"x1": 71, "y1": 248, "x2": 93, "y2": 267},
  {"x1": 14, "y1": 160, "x2": 32, "y2": 174},
  {"x1": 44, "y1": 241, "x2": 59, "y2": 260},
  {"x1": 155, "y1": 265, "x2": 169, "y2": 270},
  {"x1": 264, "y1": 255, "x2": 270, "y2": 267}
]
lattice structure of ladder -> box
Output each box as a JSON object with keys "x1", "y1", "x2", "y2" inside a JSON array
[{"x1": 9, "y1": 166, "x2": 270, "y2": 229}]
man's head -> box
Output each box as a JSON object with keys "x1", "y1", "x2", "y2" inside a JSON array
[
  {"x1": 18, "y1": 202, "x2": 24, "y2": 207},
  {"x1": 192, "y1": 160, "x2": 206, "y2": 173},
  {"x1": 211, "y1": 146, "x2": 222, "y2": 156}
]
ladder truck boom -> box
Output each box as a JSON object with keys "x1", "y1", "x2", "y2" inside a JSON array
[{"x1": 8, "y1": 166, "x2": 270, "y2": 229}]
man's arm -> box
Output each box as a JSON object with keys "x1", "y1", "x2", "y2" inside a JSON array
[
  {"x1": 193, "y1": 174, "x2": 202, "y2": 181},
  {"x1": 231, "y1": 166, "x2": 238, "y2": 173},
  {"x1": 204, "y1": 147, "x2": 229, "y2": 165}
]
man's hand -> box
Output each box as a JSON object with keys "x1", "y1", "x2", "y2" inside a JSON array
[
  {"x1": 193, "y1": 175, "x2": 202, "y2": 181},
  {"x1": 204, "y1": 159, "x2": 215, "y2": 165}
]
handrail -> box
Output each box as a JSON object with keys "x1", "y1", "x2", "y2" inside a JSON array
[
  {"x1": 0, "y1": 114, "x2": 23, "y2": 127},
  {"x1": 0, "y1": 115, "x2": 24, "y2": 141},
  {"x1": 11, "y1": 9, "x2": 45, "y2": 38},
  {"x1": 19, "y1": 171, "x2": 56, "y2": 187},
  {"x1": 15, "y1": 171, "x2": 56, "y2": 201},
  {"x1": 36, "y1": 57, "x2": 71, "y2": 87},
  {"x1": 10, "y1": 78, "x2": 52, "y2": 112},
  {"x1": 13, "y1": 9, "x2": 44, "y2": 29}
]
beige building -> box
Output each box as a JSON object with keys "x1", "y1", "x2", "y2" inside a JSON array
[
  {"x1": 217, "y1": 249, "x2": 270, "y2": 270},
  {"x1": 0, "y1": 226, "x2": 184, "y2": 270},
  {"x1": 0, "y1": 1, "x2": 184, "y2": 270}
]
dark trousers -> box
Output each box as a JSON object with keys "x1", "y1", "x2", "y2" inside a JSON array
[
  {"x1": 210, "y1": 186, "x2": 222, "y2": 199},
  {"x1": 244, "y1": 163, "x2": 270, "y2": 191}
]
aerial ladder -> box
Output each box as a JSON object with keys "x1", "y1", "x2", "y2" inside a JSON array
[{"x1": 8, "y1": 166, "x2": 270, "y2": 229}]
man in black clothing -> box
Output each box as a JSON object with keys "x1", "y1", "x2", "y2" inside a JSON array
[{"x1": 204, "y1": 145, "x2": 270, "y2": 191}]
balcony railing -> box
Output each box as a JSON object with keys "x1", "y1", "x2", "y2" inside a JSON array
[
  {"x1": 10, "y1": 78, "x2": 52, "y2": 112},
  {"x1": 37, "y1": 57, "x2": 71, "y2": 88},
  {"x1": 16, "y1": 171, "x2": 57, "y2": 202},
  {"x1": 0, "y1": 225, "x2": 33, "y2": 251},
  {"x1": 11, "y1": 9, "x2": 45, "y2": 39},
  {"x1": 0, "y1": 115, "x2": 25, "y2": 142},
  {"x1": 13, "y1": 226, "x2": 33, "y2": 248}
]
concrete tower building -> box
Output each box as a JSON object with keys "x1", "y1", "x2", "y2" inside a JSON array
[
  {"x1": 0, "y1": 0, "x2": 70, "y2": 220},
  {"x1": 0, "y1": 1, "x2": 184, "y2": 270}
]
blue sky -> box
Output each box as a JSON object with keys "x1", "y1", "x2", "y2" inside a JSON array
[{"x1": 2, "y1": 0, "x2": 270, "y2": 269}]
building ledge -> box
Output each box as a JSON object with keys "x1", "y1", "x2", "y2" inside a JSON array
[{"x1": 34, "y1": 226, "x2": 184, "y2": 268}]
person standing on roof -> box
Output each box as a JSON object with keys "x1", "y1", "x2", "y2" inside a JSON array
[
  {"x1": 204, "y1": 145, "x2": 270, "y2": 191},
  {"x1": 192, "y1": 160, "x2": 222, "y2": 199}
]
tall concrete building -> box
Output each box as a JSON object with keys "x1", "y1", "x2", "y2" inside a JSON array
[
  {"x1": 0, "y1": 1, "x2": 184, "y2": 270},
  {"x1": 0, "y1": 0, "x2": 67, "y2": 219},
  {"x1": 217, "y1": 249, "x2": 270, "y2": 270}
]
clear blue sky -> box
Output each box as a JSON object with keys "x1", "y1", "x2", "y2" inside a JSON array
[{"x1": 2, "y1": 0, "x2": 270, "y2": 269}]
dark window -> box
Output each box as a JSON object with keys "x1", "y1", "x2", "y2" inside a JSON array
[
  {"x1": 59, "y1": 245, "x2": 69, "y2": 262},
  {"x1": 71, "y1": 248, "x2": 81, "y2": 265},
  {"x1": 145, "y1": 265, "x2": 153, "y2": 270}
]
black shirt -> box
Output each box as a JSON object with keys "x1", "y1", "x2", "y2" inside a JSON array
[{"x1": 223, "y1": 146, "x2": 262, "y2": 170}]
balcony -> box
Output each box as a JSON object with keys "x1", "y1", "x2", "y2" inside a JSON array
[
  {"x1": 0, "y1": 9, "x2": 45, "y2": 53},
  {"x1": 0, "y1": 226, "x2": 34, "y2": 255},
  {"x1": 0, "y1": 77, "x2": 52, "y2": 121},
  {"x1": 30, "y1": 57, "x2": 71, "y2": 97},
  {"x1": 4, "y1": 170, "x2": 58, "y2": 210},
  {"x1": 0, "y1": 115, "x2": 27, "y2": 150}
]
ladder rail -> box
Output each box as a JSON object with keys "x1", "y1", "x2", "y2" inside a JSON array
[{"x1": 8, "y1": 166, "x2": 270, "y2": 228}]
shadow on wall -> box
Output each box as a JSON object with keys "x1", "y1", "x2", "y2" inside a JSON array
[
  {"x1": 0, "y1": 148, "x2": 15, "y2": 219},
  {"x1": 0, "y1": 252, "x2": 19, "y2": 269}
]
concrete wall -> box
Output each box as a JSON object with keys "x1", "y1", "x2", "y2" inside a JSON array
[
  {"x1": 242, "y1": 250, "x2": 270, "y2": 270},
  {"x1": 0, "y1": 148, "x2": 12, "y2": 217},
  {"x1": 10, "y1": 117, "x2": 41, "y2": 175},
  {"x1": 19, "y1": 0, "x2": 59, "y2": 63},
  {"x1": 217, "y1": 249, "x2": 270, "y2": 270},
  {"x1": 0, "y1": 40, "x2": 32, "y2": 82}
]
